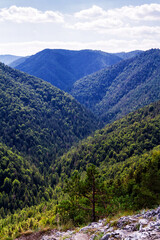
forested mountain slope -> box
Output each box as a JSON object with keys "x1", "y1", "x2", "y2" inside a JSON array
[
  {"x1": 0, "y1": 143, "x2": 52, "y2": 216},
  {"x1": 0, "y1": 99, "x2": 160, "y2": 237},
  {"x1": 15, "y1": 49, "x2": 122, "y2": 92},
  {"x1": 56, "y1": 100, "x2": 160, "y2": 177},
  {"x1": 71, "y1": 49, "x2": 160, "y2": 123},
  {"x1": 54, "y1": 100, "x2": 160, "y2": 223},
  {"x1": 0, "y1": 62, "x2": 99, "y2": 171}
]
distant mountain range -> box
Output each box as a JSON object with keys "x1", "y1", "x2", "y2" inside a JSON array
[
  {"x1": 113, "y1": 50, "x2": 143, "y2": 60},
  {"x1": 14, "y1": 49, "x2": 122, "y2": 92},
  {"x1": 9, "y1": 56, "x2": 29, "y2": 68},
  {"x1": 5, "y1": 48, "x2": 159, "y2": 125},
  {"x1": 71, "y1": 49, "x2": 160, "y2": 123},
  {"x1": 0, "y1": 54, "x2": 22, "y2": 65}
]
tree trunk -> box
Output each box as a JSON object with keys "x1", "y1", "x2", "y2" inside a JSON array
[{"x1": 92, "y1": 175, "x2": 96, "y2": 222}]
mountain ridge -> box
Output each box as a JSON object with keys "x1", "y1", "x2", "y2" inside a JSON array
[
  {"x1": 113, "y1": 50, "x2": 143, "y2": 59},
  {"x1": 71, "y1": 48, "x2": 160, "y2": 123},
  {"x1": 14, "y1": 48, "x2": 122, "y2": 92},
  {"x1": 0, "y1": 54, "x2": 22, "y2": 65},
  {"x1": 0, "y1": 62, "x2": 100, "y2": 169}
]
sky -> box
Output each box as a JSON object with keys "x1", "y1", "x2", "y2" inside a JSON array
[{"x1": 0, "y1": 0, "x2": 160, "y2": 56}]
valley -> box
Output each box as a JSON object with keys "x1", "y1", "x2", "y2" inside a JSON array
[
  {"x1": 0, "y1": 48, "x2": 160, "y2": 240},
  {"x1": 13, "y1": 49, "x2": 122, "y2": 92},
  {"x1": 71, "y1": 49, "x2": 160, "y2": 123}
]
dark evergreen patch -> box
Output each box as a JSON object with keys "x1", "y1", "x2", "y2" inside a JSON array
[
  {"x1": 0, "y1": 143, "x2": 52, "y2": 216},
  {"x1": 0, "y1": 62, "x2": 100, "y2": 170}
]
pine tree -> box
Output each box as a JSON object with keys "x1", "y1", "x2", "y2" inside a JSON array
[{"x1": 64, "y1": 164, "x2": 106, "y2": 222}]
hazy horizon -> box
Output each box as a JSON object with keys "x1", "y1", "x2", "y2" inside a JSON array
[{"x1": 0, "y1": 0, "x2": 160, "y2": 55}]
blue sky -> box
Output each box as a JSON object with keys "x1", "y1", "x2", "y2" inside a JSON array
[
  {"x1": 0, "y1": 0, "x2": 160, "y2": 55},
  {"x1": 0, "y1": 0, "x2": 156, "y2": 12}
]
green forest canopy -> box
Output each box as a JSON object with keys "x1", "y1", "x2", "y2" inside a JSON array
[
  {"x1": 0, "y1": 62, "x2": 100, "y2": 171},
  {"x1": 71, "y1": 49, "x2": 160, "y2": 123}
]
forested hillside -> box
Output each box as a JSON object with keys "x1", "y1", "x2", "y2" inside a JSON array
[
  {"x1": 0, "y1": 143, "x2": 52, "y2": 216},
  {"x1": 71, "y1": 49, "x2": 160, "y2": 123},
  {"x1": 0, "y1": 62, "x2": 100, "y2": 171},
  {"x1": 0, "y1": 99, "x2": 159, "y2": 238},
  {"x1": 14, "y1": 49, "x2": 122, "y2": 92},
  {"x1": 56, "y1": 100, "x2": 160, "y2": 178},
  {"x1": 0, "y1": 49, "x2": 160, "y2": 239},
  {"x1": 54, "y1": 100, "x2": 160, "y2": 224}
]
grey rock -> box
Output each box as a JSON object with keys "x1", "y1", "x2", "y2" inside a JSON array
[
  {"x1": 88, "y1": 222, "x2": 97, "y2": 226},
  {"x1": 41, "y1": 237, "x2": 56, "y2": 240},
  {"x1": 139, "y1": 219, "x2": 148, "y2": 225},
  {"x1": 123, "y1": 224, "x2": 136, "y2": 232},
  {"x1": 136, "y1": 214, "x2": 142, "y2": 217},
  {"x1": 33, "y1": 206, "x2": 160, "y2": 240},
  {"x1": 106, "y1": 227, "x2": 114, "y2": 232},
  {"x1": 99, "y1": 219, "x2": 106, "y2": 223},
  {"x1": 156, "y1": 207, "x2": 160, "y2": 214},
  {"x1": 100, "y1": 233, "x2": 110, "y2": 240},
  {"x1": 80, "y1": 226, "x2": 91, "y2": 232},
  {"x1": 89, "y1": 234, "x2": 96, "y2": 240}
]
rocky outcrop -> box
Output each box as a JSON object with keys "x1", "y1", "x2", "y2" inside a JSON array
[
  {"x1": 86, "y1": 206, "x2": 160, "y2": 240},
  {"x1": 16, "y1": 206, "x2": 160, "y2": 240}
]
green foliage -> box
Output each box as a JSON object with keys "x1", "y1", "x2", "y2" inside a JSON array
[
  {"x1": 0, "y1": 62, "x2": 100, "y2": 217},
  {"x1": 0, "y1": 143, "x2": 52, "y2": 215},
  {"x1": 0, "y1": 99, "x2": 159, "y2": 236},
  {"x1": 0, "y1": 62, "x2": 99, "y2": 170},
  {"x1": 0, "y1": 57, "x2": 160, "y2": 235},
  {"x1": 59, "y1": 164, "x2": 107, "y2": 224},
  {"x1": 58, "y1": 147, "x2": 160, "y2": 226},
  {"x1": 55, "y1": 101, "x2": 160, "y2": 223},
  {"x1": 71, "y1": 49, "x2": 160, "y2": 123},
  {"x1": 111, "y1": 148, "x2": 160, "y2": 210},
  {"x1": 0, "y1": 200, "x2": 57, "y2": 240},
  {"x1": 56, "y1": 100, "x2": 160, "y2": 178}
]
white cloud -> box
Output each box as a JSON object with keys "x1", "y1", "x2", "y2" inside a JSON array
[
  {"x1": 123, "y1": 3, "x2": 160, "y2": 21},
  {"x1": 70, "y1": 3, "x2": 160, "y2": 31},
  {"x1": 74, "y1": 5, "x2": 106, "y2": 19},
  {"x1": 97, "y1": 26, "x2": 160, "y2": 39},
  {"x1": 0, "y1": 5, "x2": 64, "y2": 23},
  {"x1": 72, "y1": 17, "x2": 123, "y2": 31},
  {"x1": 0, "y1": 3, "x2": 160, "y2": 55}
]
